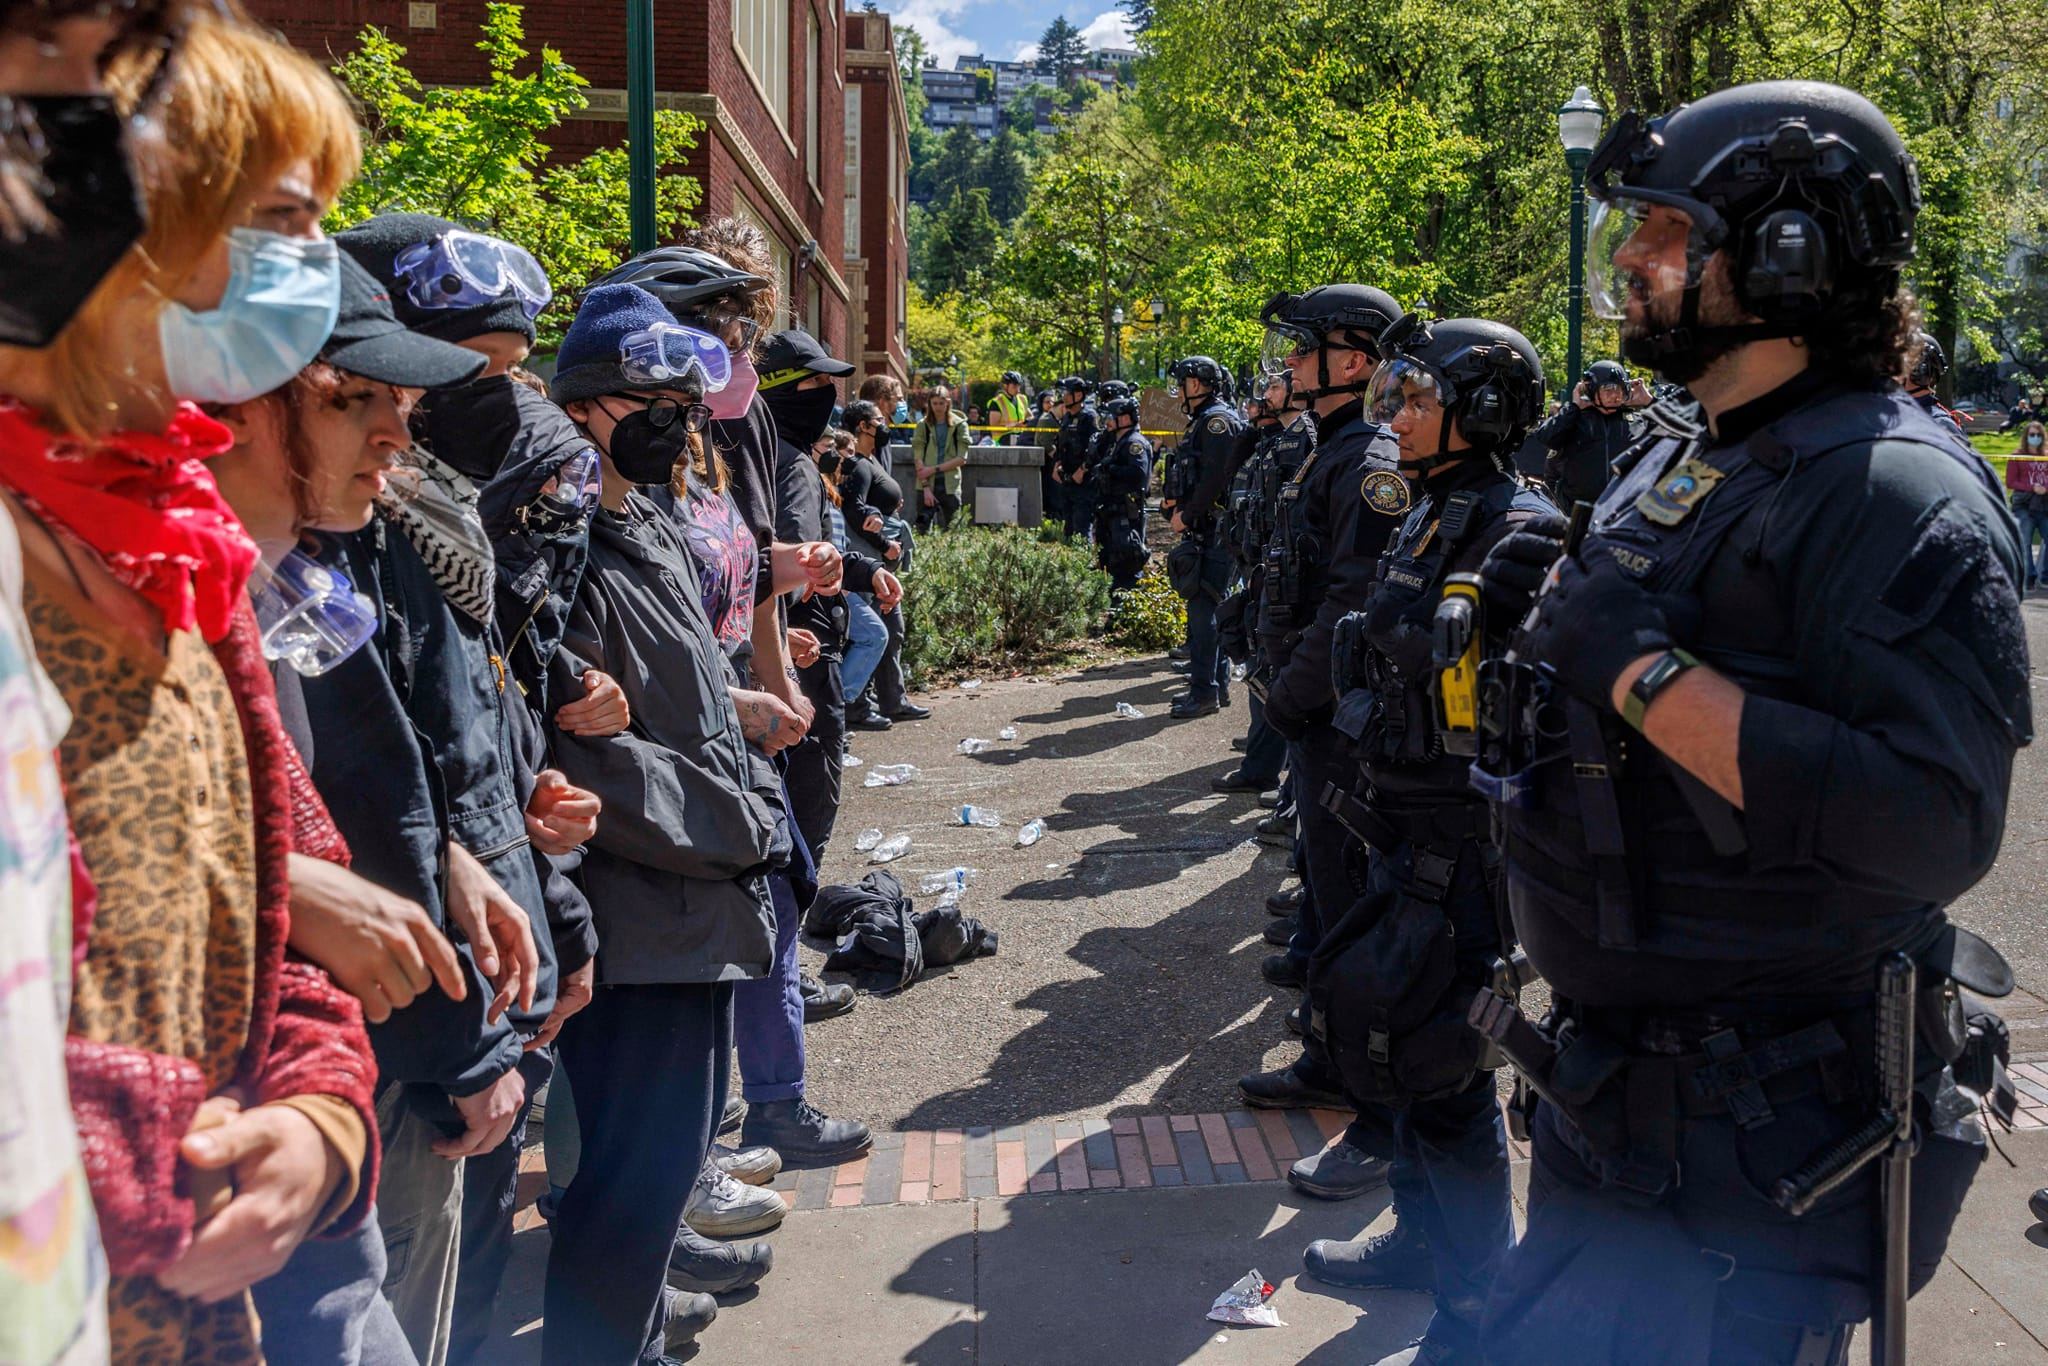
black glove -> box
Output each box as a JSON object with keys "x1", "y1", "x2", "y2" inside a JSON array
[
  {"x1": 1516, "y1": 549, "x2": 1699, "y2": 707},
  {"x1": 1478, "y1": 513, "x2": 1569, "y2": 625}
]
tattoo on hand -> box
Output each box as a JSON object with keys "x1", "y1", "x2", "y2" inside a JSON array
[{"x1": 767, "y1": 716, "x2": 781, "y2": 734}]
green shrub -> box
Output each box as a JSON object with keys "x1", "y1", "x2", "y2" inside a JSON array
[
  {"x1": 1107, "y1": 566, "x2": 1185, "y2": 650},
  {"x1": 902, "y1": 526, "x2": 1110, "y2": 684}
]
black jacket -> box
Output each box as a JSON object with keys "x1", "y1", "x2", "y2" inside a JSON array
[{"x1": 1528, "y1": 402, "x2": 1643, "y2": 510}]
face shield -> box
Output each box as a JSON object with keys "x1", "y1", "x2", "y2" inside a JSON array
[
  {"x1": 1588, "y1": 194, "x2": 1718, "y2": 323},
  {"x1": 1363, "y1": 355, "x2": 1448, "y2": 430},
  {"x1": 1260, "y1": 322, "x2": 1317, "y2": 377}
]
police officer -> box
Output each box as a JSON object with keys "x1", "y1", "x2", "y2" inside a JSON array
[
  {"x1": 1234, "y1": 285, "x2": 1402, "y2": 1127},
  {"x1": 1161, "y1": 355, "x2": 1243, "y2": 718},
  {"x1": 1903, "y1": 331, "x2": 1965, "y2": 435},
  {"x1": 1051, "y1": 376, "x2": 1095, "y2": 536},
  {"x1": 1299, "y1": 316, "x2": 1556, "y2": 1363},
  {"x1": 1094, "y1": 395, "x2": 1153, "y2": 593},
  {"x1": 1472, "y1": 80, "x2": 2030, "y2": 1363},
  {"x1": 1071, "y1": 379, "x2": 1130, "y2": 540},
  {"x1": 1523, "y1": 357, "x2": 1650, "y2": 508}
]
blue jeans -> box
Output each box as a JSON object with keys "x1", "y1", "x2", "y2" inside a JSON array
[
  {"x1": 733, "y1": 803, "x2": 813, "y2": 1103},
  {"x1": 841, "y1": 592, "x2": 888, "y2": 701},
  {"x1": 2018, "y1": 509, "x2": 2048, "y2": 584},
  {"x1": 252, "y1": 1206, "x2": 419, "y2": 1366}
]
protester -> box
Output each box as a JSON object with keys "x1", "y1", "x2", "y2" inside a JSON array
[
  {"x1": 912, "y1": 382, "x2": 971, "y2": 530},
  {"x1": 818, "y1": 427, "x2": 891, "y2": 753},
  {"x1": 839, "y1": 397, "x2": 925, "y2": 725},
  {"x1": 2010, "y1": 420, "x2": 2048, "y2": 591}
]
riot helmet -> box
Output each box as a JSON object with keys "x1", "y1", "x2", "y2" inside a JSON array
[
  {"x1": 1259, "y1": 284, "x2": 1405, "y2": 402},
  {"x1": 1167, "y1": 356, "x2": 1231, "y2": 412},
  {"x1": 1103, "y1": 395, "x2": 1140, "y2": 427},
  {"x1": 1367, "y1": 315, "x2": 1545, "y2": 473},
  {"x1": 1059, "y1": 375, "x2": 1089, "y2": 401},
  {"x1": 1907, "y1": 331, "x2": 1947, "y2": 391},
  {"x1": 1585, "y1": 80, "x2": 1920, "y2": 378},
  {"x1": 1584, "y1": 358, "x2": 1630, "y2": 409}
]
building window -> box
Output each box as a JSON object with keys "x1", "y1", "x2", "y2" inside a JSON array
[
  {"x1": 844, "y1": 85, "x2": 862, "y2": 258},
  {"x1": 734, "y1": 198, "x2": 793, "y2": 329},
  {"x1": 733, "y1": 0, "x2": 789, "y2": 129},
  {"x1": 805, "y1": 13, "x2": 820, "y2": 184}
]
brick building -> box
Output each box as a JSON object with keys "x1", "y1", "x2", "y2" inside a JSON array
[
  {"x1": 841, "y1": 10, "x2": 910, "y2": 384},
  {"x1": 244, "y1": 0, "x2": 905, "y2": 378}
]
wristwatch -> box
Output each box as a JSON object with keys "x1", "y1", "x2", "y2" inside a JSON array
[{"x1": 1621, "y1": 648, "x2": 1699, "y2": 731}]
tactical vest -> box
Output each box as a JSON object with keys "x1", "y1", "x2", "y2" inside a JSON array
[{"x1": 1495, "y1": 390, "x2": 2000, "y2": 977}]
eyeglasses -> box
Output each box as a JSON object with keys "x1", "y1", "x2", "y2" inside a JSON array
[
  {"x1": 681, "y1": 307, "x2": 760, "y2": 352},
  {"x1": 600, "y1": 394, "x2": 712, "y2": 435}
]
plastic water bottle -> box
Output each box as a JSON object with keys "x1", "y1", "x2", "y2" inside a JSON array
[
  {"x1": 863, "y1": 763, "x2": 920, "y2": 787},
  {"x1": 869, "y1": 834, "x2": 912, "y2": 863},
  {"x1": 1015, "y1": 818, "x2": 1045, "y2": 848},
  {"x1": 998, "y1": 726, "x2": 1019, "y2": 741},
  {"x1": 919, "y1": 867, "x2": 976, "y2": 895},
  {"x1": 932, "y1": 888, "x2": 962, "y2": 912},
  {"x1": 853, "y1": 827, "x2": 885, "y2": 852},
  {"x1": 1115, "y1": 701, "x2": 1144, "y2": 719},
  {"x1": 958, "y1": 805, "x2": 1001, "y2": 828},
  {"x1": 843, "y1": 754, "x2": 864, "y2": 768},
  {"x1": 957, "y1": 737, "x2": 993, "y2": 754},
  {"x1": 960, "y1": 678, "x2": 983, "y2": 690}
]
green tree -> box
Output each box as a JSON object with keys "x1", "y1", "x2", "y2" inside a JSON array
[
  {"x1": 328, "y1": 3, "x2": 701, "y2": 351},
  {"x1": 983, "y1": 127, "x2": 1032, "y2": 224},
  {"x1": 1038, "y1": 15, "x2": 1088, "y2": 92},
  {"x1": 906, "y1": 281, "x2": 999, "y2": 378},
  {"x1": 923, "y1": 187, "x2": 1001, "y2": 295},
  {"x1": 921, "y1": 122, "x2": 985, "y2": 208}
]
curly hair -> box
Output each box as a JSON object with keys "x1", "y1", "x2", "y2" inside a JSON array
[
  {"x1": 1802, "y1": 269, "x2": 1919, "y2": 392},
  {"x1": 681, "y1": 217, "x2": 778, "y2": 331}
]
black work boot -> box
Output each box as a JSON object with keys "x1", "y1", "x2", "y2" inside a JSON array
[
  {"x1": 1267, "y1": 883, "x2": 1304, "y2": 915},
  {"x1": 1303, "y1": 1222, "x2": 1436, "y2": 1291},
  {"x1": 1260, "y1": 952, "x2": 1305, "y2": 990},
  {"x1": 1264, "y1": 917, "x2": 1296, "y2": 947},
  {"x1": 739, "y1": 1098, "x2": 873, "y2": 1166},
  {"x1": 718, "y1": 1094, "x2": 745, "y2": 1136},
  {"x1": 1238, "y1": 1060, "x2": 1350, "y2": 1111},
  {"x1": 669, "y1": 1225, "x2": 775, "y2": 1295},
  {"x1": 1168, "y1": 691, "x2": 1219, "y2": 719},
  {"x1": 1288, "y1": 1140, "x2": 1392, "y2": 1200},
  {"x1": 662, "y1": 1289, "x2": 719, "y2": 1354},
  {"x1": 800, "y1": 973, "x2": 855, "y2": 1022}
]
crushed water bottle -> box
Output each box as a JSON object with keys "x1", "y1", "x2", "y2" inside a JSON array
[
  {"x1": 919, "y1": 867, "x2": 977, "y2": 896},
  {"x1": 1115, "y1": 701, "x2": 1145, "y2": 719},
  {"x1": 960, "y1": 678, "x2": 984, "y2": 690},
  {"x1": 957, "y1": 737, "x2": 993, "y2": 754},
  {"x1": 1015, "y1": 818, "x2": 1046, "y2": 848},
  {"x1": 853, "y1": 828, "x2": 885, "y2": 852},
  {"x1": 932, "y1": 888, "x2": 962, "y2": 912},
  {"x1": 843, "y1": 754, "x2": 864, "y2": 768},
  {"x1": 998, "y1": 726, "x2": 1019, "y2": 741},
  {"x1": 862, "y1": 763, "x2": 920, "y2": 787},
  {"x1": 957, "y1": 805, "x2": 1001, "y2": 828},
  {"x1": 869, "y1": 834, "x2": 912, "y2": 863}
]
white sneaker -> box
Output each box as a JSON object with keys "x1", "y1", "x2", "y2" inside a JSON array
[
  {"x1": 712, "y1": 1141, "x2": 782, "y2": 1186},
  {"x1": 685, "y1": 1161, "x2": 787, "y2": 1237}
]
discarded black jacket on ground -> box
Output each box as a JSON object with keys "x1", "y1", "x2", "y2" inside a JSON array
[{"x1": 805, "y1": 871, "x2": 999, "y2": 990}]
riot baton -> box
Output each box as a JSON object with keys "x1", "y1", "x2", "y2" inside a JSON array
[{"x1": 1770, "y1": 952, "x2": 1915, "y2": 1366}]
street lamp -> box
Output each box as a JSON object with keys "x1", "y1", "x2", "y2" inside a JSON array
[
  {"x1": 1149, "y1": 296, "x2": 1166, "y2": 380},
  {"x1": 1557, "y1": 84, "x2": 1606, "y2": 392},
  {"x1": 1112, "y1": 304, "x2": 1125, "y2": 380}
]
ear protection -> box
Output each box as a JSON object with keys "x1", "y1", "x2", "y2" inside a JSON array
[
  {"x1": 1454, "y1": 345, "x2": 1533, "y2": 446},
  {"x1": 1741, "y1": 208, "x2": 1834, "y2": 324}
]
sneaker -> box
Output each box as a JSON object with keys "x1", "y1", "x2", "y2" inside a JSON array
[
  {"x1": 801, "y1": 973, "x2": 855, "y2": 1022},
  {"x1": 712, "y1": 1141, "x2": 781, "y2": 1186},
  {"x1": 739, "y1": 1098, "x2": 873, "y2": 1166},
  {"x1": 1168, "y1": 692, "x2": 1219, "y2": 719},
  {"x1": 662, "y1": 1288, "x2": 718, "y2": 1352},
  {"x1": 1257, "y1": 788, "x2": 1282, "y2": 809},
  {"x1": 1264, "y1": 917, "x2": 1296, "y2": 947},
  {"x1": 1302, "y1": 1222, "x2": 1435, "y2": 1291},
  {"x1": 718, "y1": 1094, "x2": 745, "y2": 1136},
  {"x1": 1261, "y1": 952, "x2": 1306, "y2": 991},
  {"x1": 1239, "y1": 1061, "x2": 1351, "y2": 1111},
  {"x1": 1267, "y1": 884, "x2": 1304, "y2": 915},
  {"x1": 884, "y1": 702, "x2": 932, "y2": 721},
  {"x1": 669, "y1": 1226, "x2": 775, "y2": 1295},
  {"x1": 1289, "y1": 1140, "x2": 1393, "y2": 1200},
  {"x1": 1210, "y1": 769, "x2": 1269, "y2": 793},
  {"x1": 685, "y1": 1162, "x2": 788, "y2": 1238}
]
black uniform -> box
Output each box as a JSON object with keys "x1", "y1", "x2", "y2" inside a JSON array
[
  {"x1": 1526, "y1": 401, "x2": 1643, "y2": 510},
  {"x1": 1093, "y1": 425, "x2": 1153, "y2": 592},
  {"x1": 1167, "y1": 395, "x2": 1247, "y2": 704},
  {"x1": 1053, "y1": 402, "x2": 1096, "y2": 537},
  {"x1": 1479, "y1": 377, "x2": 2031, "y2": 1362}
]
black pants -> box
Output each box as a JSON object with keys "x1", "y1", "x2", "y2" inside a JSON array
[
  {"x1": 543, "y1": 981, "x2": 732, "y2": 1366},
  {"x1": 448, "y1": 1048, "x2": 553, "y2": 1366},
  {"x1": 787, "y1": 656, "x2": 847, "y2": 866},
  {"x1": 916, "y1": 487, "x2": 959, "y2": 532},
  {"x1": 1041, "y1": 464, "x2": 1067, "y2": 531},
  {"x1": 869, "y1": 602, "x2": 908, "y2": 714}
]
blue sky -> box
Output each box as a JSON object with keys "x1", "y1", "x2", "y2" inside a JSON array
[{"x1": 883, "y1": 0, "x2": 1136, "y2": 67}]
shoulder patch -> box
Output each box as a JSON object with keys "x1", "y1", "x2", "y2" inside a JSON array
[
  {"x1": 1361, "y1": 469, "x2": 1412, "y2": 516},
  {"x1": 1206, "y1": 415, "x2": 1231, "y2": 435}
]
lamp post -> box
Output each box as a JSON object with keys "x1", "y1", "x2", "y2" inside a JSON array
[
  {"x1": 1557, "y1": 84, "x2": 1606, "y2": 393},
  {"x1": 1149, "y1": 295, "x2": 1165, "y2": 380},
  {"x1": 1112, "y1": 304, "x2": 1125, "y2": 380},
  {"x1": 626, "y1": 0, "x2": 657, "y2": 254}
]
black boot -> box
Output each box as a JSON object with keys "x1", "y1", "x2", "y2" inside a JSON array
[
  {"x1": 1267, "y1": 884, "x2": 1304, "y2": 915},
  {"x1": 718, "y1": 1094, "x2": 745, "y2": 1136},
  {"x1": 800, "y1": 973, "x2": 855, "y2": 1022},
  {"x1": 1238, "y1": 1060, "x2": 1350, "y2": 1111},
  {"x1": 1260, "y1": 952, "x2": 1305, "y2": 990},
  {"x1": 669, "y1": 1225, "x2": 775, "y2": 1295},
  {"x1": 739, "y1": 1098, "x2": 873, "y2": 1166},
  {"x1": 1288, "y1": 1140, "x2": 1392, "y2": 1200},
  {"x1": 1303, "y1": 1222, "x2": 1435, "y2": 1291},
  {"x1": 662, "y1": 1289, "x2": 719, "y2": 1354},
  {"x1": 1168, "y1": 691, "x2": 1219, "y2": 719},
  {"x1": 1264, "y1": 917, "x2": 1296, "y2": 947}
]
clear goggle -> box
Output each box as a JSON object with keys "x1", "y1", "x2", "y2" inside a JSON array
[
  {"x1": 1587, "y1": 196, "x2": 1703, "y2": 322},
  {"x1": 393, "y1": 229, "x2": 554, "y2": 319},
  {"x1": 1259, "y1": 324, "x2": 1318, "y2": 377},
  {"x1": 249, "y1": 548, "x2": 378, "y2": 677},
  {"x1": 1362, "y1": 355, "x2": 1447, "y2": 427},
  {"x1": 619, "y1": 322, "x2": 732, "y2": 393}
]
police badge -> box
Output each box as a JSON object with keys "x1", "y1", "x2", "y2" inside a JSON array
[{"x1": 1361, "y1": 469, "x2": 1413, "y2": 516}]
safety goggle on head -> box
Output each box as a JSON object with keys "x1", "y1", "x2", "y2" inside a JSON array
[
  {"x1": 619, "y1": 322, "x2": 732, "y2": 394},
  {"x1": 393, "y1": 229, "x2": 554, "y2": 319}
]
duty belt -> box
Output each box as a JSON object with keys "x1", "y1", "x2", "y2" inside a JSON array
[{"x1": 1318, "y1": 783, "x2": 1488, "y2": 856}]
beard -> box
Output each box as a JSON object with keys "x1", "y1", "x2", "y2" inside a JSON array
[{"x1": 1620, "y1": 260, "x2": 1754, "y2": 385}]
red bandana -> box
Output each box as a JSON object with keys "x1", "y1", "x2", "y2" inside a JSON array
[{"x1": 0, "y1": 398, "x2": 258, "y2": 641}]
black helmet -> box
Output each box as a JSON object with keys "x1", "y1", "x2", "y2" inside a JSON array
[
  {"x1": 592, "y1": 246, "x2": 769, "y2": 323},
  {"x1": 1585, "y1": 359, "x2": 1629, "y2": 389},
  {"x1": 1259, "y1": 284, "x2": 1405, "y2": 401},
  {"x1": 1369, "y1": 316, "x2": 1545, "y2": 471},
  {"x1": 1103, "y1": 396, "x2": 1140, "y2": 422},
  {"x1": 1585, "y1": 80, "x2": 1920, "y2": 363},
  {"x1": 1097, "y1": 379, "x2": 1134, "y2": 402},
  {"x1": 1059, "y1": 375, "x2": 1089, "y2": 395},
  {"x1": 1167, "y1": 355, "x2": 1226, "y2": 388},
  {"x1": 1001, "y1": 369, "x2": 1025, "y2": 387},
  {"x1": 1908, "y1": 331, "x2": 1947, "y2": 388}
]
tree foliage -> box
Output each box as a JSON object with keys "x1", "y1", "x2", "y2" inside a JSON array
[
  {"x1": 327, "y1": 3, "x2": 702, "y2": 351},
  {"x1": 1038, "y1": 16, "x2": 1088, "y2": 92}
]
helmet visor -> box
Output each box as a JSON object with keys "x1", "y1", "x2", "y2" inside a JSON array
[
  {"x1": 1364, "y1": 355, "x2": 1448, "y2": 428},
  {"x1": 619, "y1": 322, "x2": 733, "y2": 393},
  {"x1": 394, "y1": 230, "x2": 554, "y2": 319},
  {"x1": 1260, "y1": 324, "x2": 1316, "y2": 377},
  {"x1": 1589, "y1": 196, "x2": 1704, "y2": 323}
]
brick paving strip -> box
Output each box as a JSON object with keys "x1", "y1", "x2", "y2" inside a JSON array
[{"x1": 513, "y1": 1097, "x2": 2047, "y2": 1227}]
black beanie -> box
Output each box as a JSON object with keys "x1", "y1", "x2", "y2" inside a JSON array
[{"x1": 334, "y1": 211, "x2": 541, "y2": 347}]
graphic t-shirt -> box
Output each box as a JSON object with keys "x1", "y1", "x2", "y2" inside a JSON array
[
  {"x1": 665, "y1": 471, "x2": 760, "y2": 654},
  {"x1": 0, "y1": 507, "x2": 108, "y2": 1366}
]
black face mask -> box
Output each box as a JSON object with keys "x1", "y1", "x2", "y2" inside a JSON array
[
  {"x1": 417, "y1": 373, "x2": 523, "y2": 481},
  {"x1": 0, "y1": 96, "x2": 145, "y2": 349},
  {"x1": 763, "y1": 383, "x2": 837, "y2": 450},
  {"x1": 601, "y1": 404, "x2": 692, "y2": 485},
  {"x1": 816, "y1": 451, "x2": 843, "y2": 476}
]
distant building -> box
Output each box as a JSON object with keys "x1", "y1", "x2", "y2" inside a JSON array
[{"x1": 843, "y1": 9, "x2": 912, "y2": 384}]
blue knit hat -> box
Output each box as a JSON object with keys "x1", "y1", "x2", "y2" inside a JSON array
[{"x1": 551, "y1": 283, "x2": 696, "y2": 406}]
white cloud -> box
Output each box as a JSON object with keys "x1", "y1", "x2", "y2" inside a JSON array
[
  {"x1": 890, "y1": 0, "x2": 982, "y2": 66},
  {"x1": 1012, "y1": 40, "x2": 1040, "y2": 62},
  {"x1": 1076, "y1": 8, "x2": 1134, "y2": 50}
]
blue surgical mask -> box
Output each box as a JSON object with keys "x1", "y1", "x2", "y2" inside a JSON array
[{"x1": 160, "y1": 228, "x2": 341, "y2": 403}]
